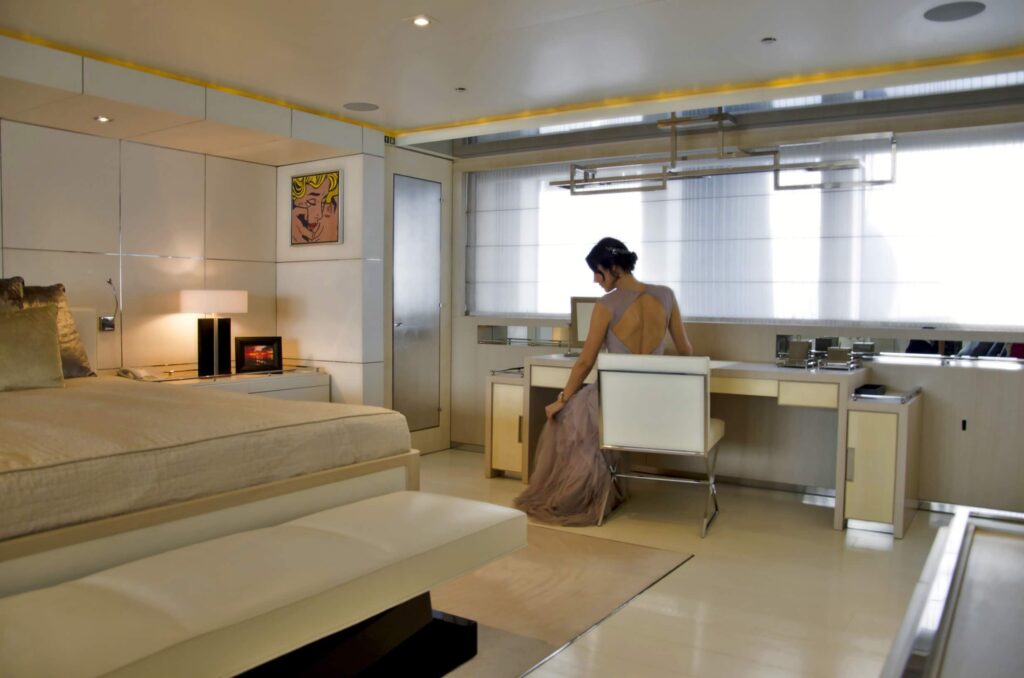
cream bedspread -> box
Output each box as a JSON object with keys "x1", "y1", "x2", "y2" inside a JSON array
[{"x1": 0, "y1": 377, "x2": 410, "y2": 540}]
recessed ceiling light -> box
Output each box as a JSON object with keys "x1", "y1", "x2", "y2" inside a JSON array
[
  {"x1": 343, "y1": 102, "x2": 379, "y2": 112},
  {"x1": 412, "y1": 15, "x2": 431, "y2": 27},
  {"x1": 924, "y1": 2, "x2": 986, "y2": 22},
  {"x1": 760, "y1": 36, "x2": 777, "y2": 44},
  {"x1": 94, "y1": 115, "x2": 112, "y2": 123}
]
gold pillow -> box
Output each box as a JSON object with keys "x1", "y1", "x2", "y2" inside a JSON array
[
  {"x1": 22, "y1": 283, "x2": 95, "y2": 378},
  {"x1": 0, "y1": 305, "x2": 65, "y2": 392},
  {"x1": 0, "y1": 276, "x2": 24, "y2": 311}
]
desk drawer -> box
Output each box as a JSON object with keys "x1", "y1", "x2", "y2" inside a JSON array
[
  {"x1": 779, "y1": 381, "x2": 839, "y2": 409},
  {"x1": 530, "y1": 365, "x2": 596, "y2": 388},
  {"x1": 711, "y1": 377, "x2": 778, "y2": 398}
]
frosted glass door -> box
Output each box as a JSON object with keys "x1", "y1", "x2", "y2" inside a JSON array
[{"x1": 393, "y1": 174, "x2": 441, "y2": 431}]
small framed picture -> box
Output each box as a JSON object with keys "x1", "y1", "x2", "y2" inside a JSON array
[
  {"x1": 235, "y1": 336, "x2": 283, "y2": 374},
  {"x1": 290, "y1": 170, "x2": 342, "y2": 245}
]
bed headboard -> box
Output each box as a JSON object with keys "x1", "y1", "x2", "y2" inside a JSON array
[{"x1": 70, "y1": 308, "x2": 98, "y2": 370}]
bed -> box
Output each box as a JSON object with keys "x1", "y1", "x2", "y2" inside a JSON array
[{"x1": 0, "y1": 309, "x2": 418, "y2": 597}]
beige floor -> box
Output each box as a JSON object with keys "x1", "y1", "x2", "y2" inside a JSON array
[{"x1": 421, "y1": 449, "x2": 949, "y2": 678}]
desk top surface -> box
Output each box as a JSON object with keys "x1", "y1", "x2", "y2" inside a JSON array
[{"x1": 526, "y1": 353, "x2": 868, "y2": 384}]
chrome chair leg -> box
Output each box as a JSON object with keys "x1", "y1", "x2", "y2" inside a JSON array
[
  {"x1": 701, "y1": 445, "x2": 720, "y2": 538},
  {"x1": 598, "y1": 461, "x2": 620, "y2": 527}
]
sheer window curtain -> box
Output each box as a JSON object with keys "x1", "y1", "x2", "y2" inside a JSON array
[{"x1": 465, "y1": 123, "x2": 1024, "y2": 329}]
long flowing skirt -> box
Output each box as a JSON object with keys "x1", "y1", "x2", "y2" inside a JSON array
[{"x1": 513, "y1": 384, "x2": 625, "y2": 526}]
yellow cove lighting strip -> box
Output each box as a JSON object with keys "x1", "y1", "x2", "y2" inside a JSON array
[{"x1": 2, "y1": 27, "x2": 1023, "y2": 140}]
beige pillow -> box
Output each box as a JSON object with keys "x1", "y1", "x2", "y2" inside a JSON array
[
  {"x1": 22, "y1": 283, "x2": 94, "y2": 378},
  {"x1": 0, "y1": 276, "x2": 24, "y2": 311},
  {"x1": 0, "y1": 305, "x2": 65, "y2": 392}
]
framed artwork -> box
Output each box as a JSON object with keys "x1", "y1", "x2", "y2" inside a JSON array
[
  {"x1": 290, "y1": 170, "x2": 342, "y2": 245},
  {"x1": 235, "y1": 336, "x2": 283, "y2": 373}
]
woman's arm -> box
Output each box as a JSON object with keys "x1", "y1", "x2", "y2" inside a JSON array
[
  {"x1": 545, "y1": 301, "x2": 612, "y2": 418},
  {"x1": 669, "y1": 299, "x2": 694, "y2": 356}
]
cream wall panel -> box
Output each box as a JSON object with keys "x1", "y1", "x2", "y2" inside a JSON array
[
  {"x1": 205, "y1": 157, "x2": 276, "y2": 262},
  {"x1": 122, "y1": 256, "x2": 203, "y2": 367},
  {"x1": 277, "y1": 259, "x2": 367, "y2": 364},
  {"x1": 0, "y1": 78, "x2": 79, "y2": 119},
  {"x1": 2, "y1": 249, "x2": 121, "y2": 370},
  {"x1": 84, "y1": 59, "x2": 204, "y2": 119},
  {"x1": 1, "y1": 121, "x2": 119, "y2": 253},
  {"x1": 292, "y1": 111, "x2": 362, "y2": 155},
  {"x1": 276, "y1": 155, "x2": 367, "y2": 261},
  {"x1": 132, "y1": 120, "x2": 283, "y2": 155},
  {"x1": 224, "y1": 138, "x2": 351, "y2": 166},
  {"x1": 206, "y1": 89, "x2": 290, "y2": 137},
  {"x1": 204, "y1": 259, "x2": 277, "y2": 356},
  {"x1": 121, "y1": 143, "x2": 204, "y2": 257},
  {"x1": 362, "y1": 361, "x2": 385, "y2": 407},
  {"x1": 871, "y1": 361, "x2": 1024, "y2": 511},
  {"x1": 363, "y1": 129, "x2": 385, "y2": 157},
  {"x1": 0, "y1": 35, "x2": 81, "y2": 93},
  {"x1": 361, "y1": 259, "x2": 384, "y2": 363},
  {"x1": 362, "y1": 154, "x2": 385, "y2": 260}
]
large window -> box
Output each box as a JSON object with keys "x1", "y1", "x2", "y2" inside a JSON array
[{"x1": 465, "y1": 123, "x2": 1024, "y2": 329}]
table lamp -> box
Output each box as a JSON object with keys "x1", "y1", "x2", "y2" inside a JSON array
[{"x1": 180, "y1": 289, "x2": 248, "y2": 377}]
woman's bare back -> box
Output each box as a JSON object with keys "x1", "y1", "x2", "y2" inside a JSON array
[{"x1": 610, "y1": 292, "x2": 668, "y2": 354}]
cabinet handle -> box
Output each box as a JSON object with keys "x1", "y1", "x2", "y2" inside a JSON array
[
  {"x1": 846, "y1": 447, "x2": 856, "y2": 482},
  {"x1": 517, "y1": 416, "x2": 523, "y2": 443}
]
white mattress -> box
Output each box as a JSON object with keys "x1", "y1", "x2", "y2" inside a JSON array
[{"x1": 0, "y1": 377, "x2": 411, "y2": 541}]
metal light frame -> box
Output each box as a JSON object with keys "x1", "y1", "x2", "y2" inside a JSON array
[{"x1": 551, "y1": 108, "x2": 897, "y2": 195}]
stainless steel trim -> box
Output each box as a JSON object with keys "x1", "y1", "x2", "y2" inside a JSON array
[
  {"x1": 774, "y1": 134, "x2": 897, "y2": 191},
  {"x1": 615, "y1": 471, "x2": 710, "y2": 486},
  {"x1": 917, "y1": 500, "x2": 1024, "y2": 520},
  {"x1": 883, "y1": 507, "x2": 1024, "y2": 677},
  {"x1": 852, "y1": 386, "x2": 922, "y2": 404},
  {"x1": 628, "y1": 467, "x2": 835, "y2": 500},
  {"x1": 846, "y1": 519, "x2": 894, "y2": 535}
]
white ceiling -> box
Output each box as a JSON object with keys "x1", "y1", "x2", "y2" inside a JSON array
[{"x1": 1, "y1": 0, "x2": 1022, "y2": 140}]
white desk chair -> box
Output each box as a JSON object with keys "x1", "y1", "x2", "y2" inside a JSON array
[{"x1": 597, "y1": 354, "x2": 725, "y2": 537}]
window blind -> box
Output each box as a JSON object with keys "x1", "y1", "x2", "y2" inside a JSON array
[{"x1": 465, "y1": 123, "x2": 1024, "y2": 329}]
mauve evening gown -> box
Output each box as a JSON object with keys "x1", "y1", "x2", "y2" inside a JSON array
[{"x1": 514, "y1": 285, "x2": 676, "y2": 526}]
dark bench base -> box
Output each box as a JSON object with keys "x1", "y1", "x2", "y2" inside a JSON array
[{"x1": 241, "y1": 593, "x2": 477, "y2": 677}]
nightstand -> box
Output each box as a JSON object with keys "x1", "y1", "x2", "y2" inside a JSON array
[{"x1": 161, "y1": 368, "x2": 330, "y2": 402}]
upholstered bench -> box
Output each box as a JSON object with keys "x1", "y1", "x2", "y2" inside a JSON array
[{"x1": 0, "y1": 491, "x2": 526, "y2": 677}]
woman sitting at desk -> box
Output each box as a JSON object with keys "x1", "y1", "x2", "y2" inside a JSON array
[{"x1": 515, "y1": 237, "x2": 694, "y2": 526}]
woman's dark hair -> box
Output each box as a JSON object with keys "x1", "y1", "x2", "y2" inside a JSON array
[{"x1": 585, "y1": 237, "x2": 638, "y2": 275}]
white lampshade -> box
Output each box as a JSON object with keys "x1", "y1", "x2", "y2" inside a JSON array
[{"x1": 180, "y1": 289, "x2": 248, "y2": 314}]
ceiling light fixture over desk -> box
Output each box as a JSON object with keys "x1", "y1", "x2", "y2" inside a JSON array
[
  {"x1": 180, "y1": 289, "x2": 248, "y2": 377},
  {"x1": 550, "y1": 108, "x2": 896, "y2": 195}
]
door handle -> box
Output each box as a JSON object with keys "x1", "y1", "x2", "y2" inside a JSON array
[
  {"x1": 393, "y1": 322, "x2": 403, "y2": 328},
  {"x1": 517, "y1": 415, "x2": 523, "y2": 443},
  {"x1": 846, "y1": 447, "x2": 855, "y2": 482}
]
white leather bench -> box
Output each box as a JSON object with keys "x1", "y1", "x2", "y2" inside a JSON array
[{"x1": 0, "y1": 491, "x2": 526, "y2": 678}]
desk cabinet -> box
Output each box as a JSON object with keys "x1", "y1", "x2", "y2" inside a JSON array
[
  {"x1": 844, "y1": 393, "x2": 922, "y2": 538},
  {"x1": 845, "y1": 411, "x2": 898, "y2": 523},
  {"x1": 485, "y1": 376, "x2": 524, "y2": 477}
]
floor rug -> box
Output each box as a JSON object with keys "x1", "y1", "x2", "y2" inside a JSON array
[{"x1": 433, "y1": 524, "x2": 691, "y2": 677}]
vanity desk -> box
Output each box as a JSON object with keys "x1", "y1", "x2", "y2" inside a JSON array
[{"x1": 522, "y1": 354, "x2": 872, "y2": 530}]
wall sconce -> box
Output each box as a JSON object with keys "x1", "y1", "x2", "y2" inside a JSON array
[{"x1": 180, "y1": 289, "x2": 248, "y2": 377}]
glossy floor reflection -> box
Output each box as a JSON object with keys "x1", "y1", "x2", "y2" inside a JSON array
[{"x1": 421, "y1": 449, "x2": 949, "y2": 678}]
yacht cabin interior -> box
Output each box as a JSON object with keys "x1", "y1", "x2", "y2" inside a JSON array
[{"x1": 1, "y1": 1, "x2": 1022, "y2": 676}]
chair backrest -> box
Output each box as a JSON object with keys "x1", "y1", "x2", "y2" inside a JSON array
[{"x1": 597, "y1": 354, "x2": 711, "y2": 456}]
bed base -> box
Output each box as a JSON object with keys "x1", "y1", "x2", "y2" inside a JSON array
[{"x1": 0, "y1": 450, "x2": 420, "y2": 597}]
